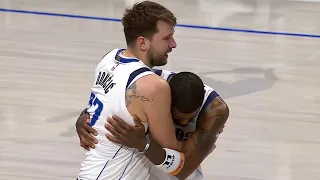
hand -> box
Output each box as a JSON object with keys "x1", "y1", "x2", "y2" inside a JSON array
[
  {"x1": 105, "y1": 115, "x2": 147, "y2": 151},
  {"x1": 75, "y1": 110, "x2": 98, "y2": 150}
]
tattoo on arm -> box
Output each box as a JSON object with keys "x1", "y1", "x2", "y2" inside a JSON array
[
  {"x1": 125, "y1": 81, "x2": 151, "y2": 107},
  {"x1": 192, "y1": 105, "x2": 229, "y2": 154}
]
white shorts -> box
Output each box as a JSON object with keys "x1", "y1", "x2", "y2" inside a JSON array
[
  {"x1": 149, "y1": 165, "x2": 203, "y2": 180},
  {"x1": 185, "y1": 166, "x2": 203, "y2": 180}
]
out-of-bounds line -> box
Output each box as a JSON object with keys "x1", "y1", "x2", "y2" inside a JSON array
[
  {"x1": 0, "y1": 8, "x2": 320, "y2": 39},
  {"x1": 176, "y1": 24, "x2": 320, "y2": 38}
]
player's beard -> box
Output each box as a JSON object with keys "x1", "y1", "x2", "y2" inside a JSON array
[{"x1": 147, "y1": 46, "x2": 167, "y2": 67}]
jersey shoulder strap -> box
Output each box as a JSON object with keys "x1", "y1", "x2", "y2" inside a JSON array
[{"x1": 152, "y1": 69, "x2": 176, "y2": 81}]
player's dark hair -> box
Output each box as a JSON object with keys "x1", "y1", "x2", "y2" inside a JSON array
[
  {"x1": 169, "y1": 72, "x2": 205, "y2": 114},
  {"x1": 121, "y1": 1, "x2": 176, "y2": 47}
]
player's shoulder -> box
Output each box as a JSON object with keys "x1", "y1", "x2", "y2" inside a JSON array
[
  {"x1": 203, "y1": 93, "x2": 228, "y2": 117},
  {"x1": 204, "y1": 83, "x2": 214, "y2": 92},
  {"x1": 135, "y1": 73, "x2": 170, "y2": 97},
  {"x1": 100, "y1": 49, "x2": 119, "y2": 61},
  {"x1": 152, "y1": 69, "x2": 174, "y2": 76},
  {"x1": 94, "y1": 49, "x2": 119, "y2": 68}
]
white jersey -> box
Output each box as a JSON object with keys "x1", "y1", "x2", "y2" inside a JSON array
[
  {"x1": 152, "y1": 69, "x2": 220, "y2": 180},
  {"x1": 78, "y1": 48, "x2": 155, "y2": 180}
]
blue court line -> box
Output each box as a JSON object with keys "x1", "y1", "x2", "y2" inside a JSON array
[{"x1": 1, "y1": 8, "x2": 320, "y2": 39}]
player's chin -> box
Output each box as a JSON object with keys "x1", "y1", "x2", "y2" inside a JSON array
[
  {"x1": 163, "y1": 54, "x2": 168, "y2": 63},
  {"x1": 155, "y1": 59, "x2": 167, "y2": 66},
  {"x1": 163, "y1": 58, "x2": 168, "y2": 64}
]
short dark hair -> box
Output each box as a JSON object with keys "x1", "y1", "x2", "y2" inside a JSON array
[
  {"x1": 169, "y1": 72, "x2": 205, "y2": 113},
  {"x1": 121, "y1": 1, "x2": 177, "y2": 47}
]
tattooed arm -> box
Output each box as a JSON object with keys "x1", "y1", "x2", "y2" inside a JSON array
[
  {"x1": 175, "y1": 96, "x2": 229, "y2": 179},
  {"x1": 125, "y1": 74, "x2": 182, "y2": 151},
  {"x1": 75, "y1": 74, "x2": 182, "y2": 152},
  {"x1": 105, "y1": 95, "x2": 229, "y2": 179}
]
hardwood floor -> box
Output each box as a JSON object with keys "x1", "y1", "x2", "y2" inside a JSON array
[{"x1": 0, "y1": 0, "x2": 319, "y2": 179}]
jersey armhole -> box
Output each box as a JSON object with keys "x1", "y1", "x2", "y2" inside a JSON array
[
  {"x1": 126, "y1": 67, "x2": 154, "y2": 89},
  {"x1": 197, "y1": 91, "x2": 220, "y2": 119}
]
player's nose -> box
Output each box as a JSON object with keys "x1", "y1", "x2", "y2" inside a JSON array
[{"x1": 169, "y1": 38, "x2": 177, "y2": 49}]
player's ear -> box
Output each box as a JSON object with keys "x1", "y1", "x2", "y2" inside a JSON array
[{"x1": 137, "y1": 36, "x2": 149, "y2": 51}]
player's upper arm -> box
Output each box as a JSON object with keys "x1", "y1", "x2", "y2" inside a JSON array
[
  {"x1": 193, "y1": 97, "x2": 229, "y2": 154},
  {"x1": 174, "y1": 97, "x2": 229, "y2": 179},
  {"x1": 136, "y1": 75, "x2": 181, "y2": 151}
]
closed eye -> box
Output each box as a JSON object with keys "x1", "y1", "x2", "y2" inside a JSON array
[{"x1": 163, "y1": 36, "x2": 170, "y2": 40}]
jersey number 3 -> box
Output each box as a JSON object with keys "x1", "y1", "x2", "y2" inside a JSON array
[{"x1": 87, "y1": 92, "x2": 103, "y2": 126}]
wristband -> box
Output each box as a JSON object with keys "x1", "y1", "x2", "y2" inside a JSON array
[
  {"x1": 139, "y1": 135, "x2": 150, "y2": 154},
  {"x1": 155, "y1": 148, "x2": 185, "y2": 176}
]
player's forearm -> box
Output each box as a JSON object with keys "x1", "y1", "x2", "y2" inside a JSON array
[
  {"x1": 140, "y1": 135, "x2": 186, "y2": 177},
  {"x1": 173, "y1": 133, "x2": 210, "y2": 179},
  {"x1": 175, "y1": 104, "x2": 229, "y2": 179},
  {"x1": 175, "y1": 150, "x2": 206, "y2": 180},
  {"x1": 140, "y1": 135, "x2": 166, "y2": 165}
]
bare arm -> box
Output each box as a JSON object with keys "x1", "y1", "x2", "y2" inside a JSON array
[
  {"x1": 127, "y1": 75, "x2": 182, "y2": 151},
  {"x1": 105, "y1": 96, "x2": 229, "y2": 179},
  {"x1": 75, "y1": 74, "x2": 182, "y2": 152},
  {"x1": 175, "y1": 97, "x2": 229, "y2": 179}
]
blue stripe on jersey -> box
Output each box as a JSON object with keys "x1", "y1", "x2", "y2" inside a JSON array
[
  {"x1": 118, "y1": 150, "x2": 136, "y2": 179},
  {"x1": 197, "y1": 91, "x2": 220, "y2": 119},
  {"x1": 152, "y1": 69, "x2": 162, "y2": 76},
  {"x1": 126, "y1": 67, "x2": 152, "y2": 89},
  {"x1": 96, "y1": 145, "x2": 124, "y2": 180},
  {"x1": 196, "y1": 169, "x2": 203, "y2": 178},
  {"x1": 115, "y1": 49, "x2": 140, "y2": 63},
  {"x1": 152, "y1": 68, "x2": 177, "y2": 80},
  {"x1": 168, "y1": 72, "x2": 176, "y2": 80}
]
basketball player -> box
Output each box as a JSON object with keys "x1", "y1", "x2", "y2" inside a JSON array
[
  {"x1": 76, "y1": 69, "x2": 229, "y2": 180},
  {"x1": 77, "y1": 1, "x2": 192, "y2": 179}
]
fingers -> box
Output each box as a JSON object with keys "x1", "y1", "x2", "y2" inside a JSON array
[
  {"x1": 82, "y1": 115, "x2": 97, "y2": 136},
  {"x1": 77, "y1": 119, "x2": 98, "y2": 148},
  {"x1": 105, "y1": 133, "x2": 122, "y2": 145},
  {"x1": 111, "y1": 115, "x2": 133, "y2": 130},
  {"x1": 105, "y1": 119, "x2": 124, "y2": 138},
  {"x1": 80, "y1": 139, "x2": 90, "y2": 151},
  {"x1": 87, "y1": 132, "x2": 98, "y2": 145},
  {"x1": 84, "y1": 122, "x2": 98, "y2": 136},
  {"x1": 107, "y1": 117, "x2": 129, "y2": 136},
  {"x1": 79, "y1": 134, "x2": 94, "y2": 150},
  {"x1": 78, "y1": 115, "x2": 98, "y2": 143},
  {"x1": 132, "y1": 116, "x2": 144, "y2": 127},
  {"x1": 80, "y1": 128, "x2": 97, "y2": 147},
  {"x1": 85, "y1": 115, "x2": 90, "y2": 123}
]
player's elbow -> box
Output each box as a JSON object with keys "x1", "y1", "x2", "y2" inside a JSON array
[
  {"x1": 221, "y1": 102, "x2": 229, "y2": 120},
  {"x1": 216, "y1": 99, "x2": 230, "y2": 123}
]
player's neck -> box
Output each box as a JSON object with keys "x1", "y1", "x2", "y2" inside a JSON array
[{"x1": 123, "y1": 48, "x2": 153, "y2": 68}]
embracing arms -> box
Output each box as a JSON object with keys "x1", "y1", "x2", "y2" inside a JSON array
[
  {"x1": 76, "y1": 74, "x2": 182, "y2": 151},
  {"x1": 75, "y1": 96, "x2": 229, "y2": 179},
  {"x1": 175, "y1": 96, "x2": 229, "y2": 179},
  {"x1": 125, "y1": 74, "x2": 182, "y2": 151},
  {"x1": 85, "y1": 95, "x2": 229, "y2": 179}
]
